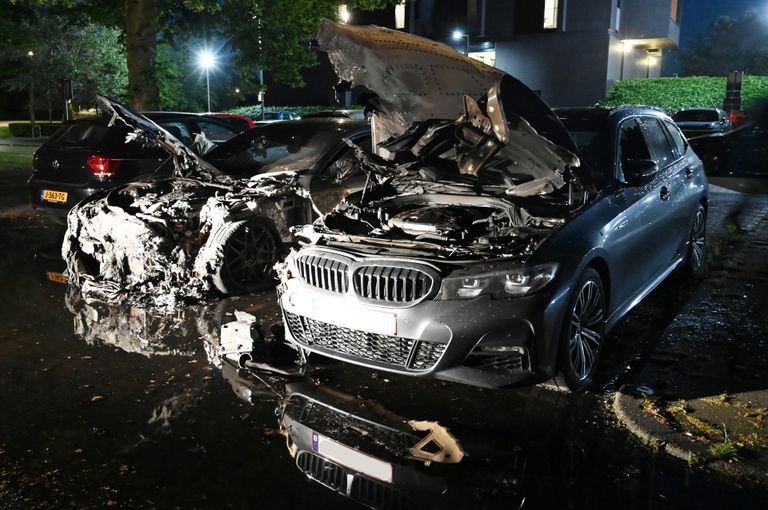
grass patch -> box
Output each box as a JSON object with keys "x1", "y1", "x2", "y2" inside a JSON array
[
  {"x1": 0, "y1": 126, "x2": 11, "y2": 138},
  {"x1": 708, "y1": 427, "x2": 740, "y2": 461},
  {"x1": 0, "y1": 153, "x2": 33, "y2": 171}
]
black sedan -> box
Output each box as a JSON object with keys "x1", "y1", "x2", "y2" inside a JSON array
[{"x1": 28, "y1": 112, "x2": 241, "y2": 221}]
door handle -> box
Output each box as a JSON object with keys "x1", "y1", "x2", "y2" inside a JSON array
[
  {"x1": 660, "y1": 186, "x2": 670, "y2": 201},
  {"x1": 685, "y1": 167, "x2": 694, "y2": 179}
]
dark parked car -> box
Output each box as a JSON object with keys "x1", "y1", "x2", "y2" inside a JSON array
[
  {"x1": 209, "y1": 113, "x2": 257, "y2": 131},
  {"x1": 277, "y1": 21, "x2": 709, "y2": 391},
  {"x1": 672, "y1": 108, "x2": 731, "y2": 138},
  {"x1": 690, "y1": 121, "x2": 768, "y2": 193},
  {"x1": 303, "y1": 109, "x2": 366, "y2": 121},
  {"x1": 63, "y1": 97, "x2": 371, "y2": 306},
  {"x1": 29, "y1": 112, "x2": 240, "y2": 220}
]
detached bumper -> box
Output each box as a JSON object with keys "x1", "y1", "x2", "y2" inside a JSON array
[{"x1": 279, "y1": 277, "x2": 566, "y2": 388}]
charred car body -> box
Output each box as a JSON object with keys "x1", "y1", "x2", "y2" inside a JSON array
[
  {"x1": 277, "y1": 22, "x2": 708, "y2": 390},
  {"x1": 64, "y1": 97, "x2": 369, "y2": 307}
]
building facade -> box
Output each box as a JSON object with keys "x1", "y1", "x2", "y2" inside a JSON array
[{"x1": 359, "y1": 0, "x2": 681, "y2": 107}]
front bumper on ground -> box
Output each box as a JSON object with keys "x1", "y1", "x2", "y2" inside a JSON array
[{"x1": 279, "y1": 269, "x2": 563, "y2": 388}]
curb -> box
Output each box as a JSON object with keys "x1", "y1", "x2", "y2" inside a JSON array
[{"x1": 613, "y1": 385, "x2": 768, "y2": 487}]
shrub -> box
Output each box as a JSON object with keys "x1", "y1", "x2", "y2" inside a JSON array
[
  {"x1": 600, "y1": 75, "x2": 768, "y2": 113},
  {"x1": 8, "y1": 122, "x2": 62, "y2": 138}
]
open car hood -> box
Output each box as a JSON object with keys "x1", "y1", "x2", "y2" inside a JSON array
[
  {"x1": 96, "y1": 95, "x2": 221, "y2": 179},
  {"x1": 314, "y1": 21, "x2": 581, "y2": 166}
]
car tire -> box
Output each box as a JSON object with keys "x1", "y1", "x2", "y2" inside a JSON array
[
  {"x1": 210, "y1": 216, "x2": 283, "y2": 295},
  {"x1": 682, "y1": 203, "x2": 707, "y2": 279},
  {"x1": 553, "y1": 267, "x2": 607, "y2": 392}
]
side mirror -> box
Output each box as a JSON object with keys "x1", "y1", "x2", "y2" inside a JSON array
[{"x1": 623, "y1": 159, "x2": 658, "y2": 186}]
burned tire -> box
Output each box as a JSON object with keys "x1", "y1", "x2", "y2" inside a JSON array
[
  {"x1": 210, "y1": 216, "x2": 283, "y2": 295},
  {"x1": 682, "y1": 203, "x2": 707, "y2": 279},
  {"x1": 553, "y1": 268, "x2": 606, "y2": 392}
]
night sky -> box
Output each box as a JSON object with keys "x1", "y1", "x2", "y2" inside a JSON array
[{"x1": 680, "y1": 0, "x2": 765, "y2": 45}]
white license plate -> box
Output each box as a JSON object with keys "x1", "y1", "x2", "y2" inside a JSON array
[
  {"x1": 312, "y1": 431, "x2": 393, "y2": 483},
  {"x1": 311, "y1": 300, "x2": 397, "y2": 336}
]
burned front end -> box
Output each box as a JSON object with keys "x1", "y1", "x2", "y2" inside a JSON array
[
  {"x1": 63, "y1": 96, "x2": 312, "y2": 307},
  {"x1": 277, "y1": 23, "x2": 587, "y2": 387}
]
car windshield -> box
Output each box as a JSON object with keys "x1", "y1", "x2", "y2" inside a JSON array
[
  {"x1": 673, "y1": 110, "x2": 719, "y2": 122},
  {"x1": 207, "y1": 121, "x2": 347, "y2": 176},
  {"x1": 557, "y1": 112, "x2": 608, "y2": 172}
]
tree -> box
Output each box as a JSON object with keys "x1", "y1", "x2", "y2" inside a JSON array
[
  {"x1": 0, "y1": 5, "x2": 127, "y2": 121},
  {"x1": 678, "y1": 11, "x2": 768, "y2": 76},
  {"x1": 8, "y1": 0, "x2": 397, "y2": 110}
]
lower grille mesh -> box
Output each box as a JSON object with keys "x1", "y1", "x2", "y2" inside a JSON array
[{"x1": 284, "y1": 311, "x2": 445, "y2": 371}]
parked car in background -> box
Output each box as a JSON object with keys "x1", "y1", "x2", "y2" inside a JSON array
[
  {"x1": 690, "y1": 121, "x2": 768, "y2": 193},
  {"x1": 278, "y1": 21, "x2": 709, "y2": 392},
  {"x1": 252, "y1": 111, "x2": 302, "y2": 124},
  {"x1": 208, "y1": 113, "x2": 257, "y2": 132},
  {"x1": 29, "y1": 112, "x2": 241, "y2": 221},
  {"x1": 63, "y1": 96, "x2": 371, "y2": 306},
  {"x1": 303, "y1": 109, "x2": 366, "y2": 121},
  {"x1": 672, "y1": 108, "x2": 731, "y2": 138}
]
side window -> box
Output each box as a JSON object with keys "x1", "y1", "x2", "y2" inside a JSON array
[
  {"x1": 158, "y1": 121, "x2": 194, "y2": 147},
  {"x1": 664, "y1": 121, "x2": 687, "y2": 157},
  {"x1": 617, "y1": 119, "x2": 651, "y2": 179},
  {"x1": 196, "y1": 120, "x2": 237, "y2": 143},
  {"x1": 639, "y1": 118, "x2": 675, "y2": 168}
]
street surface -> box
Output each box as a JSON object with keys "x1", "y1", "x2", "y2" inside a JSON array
[{"x1": 0, "y1": 166, "x2": 766, "y2": 509}]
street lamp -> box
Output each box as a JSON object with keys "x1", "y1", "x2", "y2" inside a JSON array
[
  {"x1": 197, "y1": 49, "x2": 216, "y2": 112},
  {"x1": 452, "y1": 29, "x2": 469, "y2": 55}
]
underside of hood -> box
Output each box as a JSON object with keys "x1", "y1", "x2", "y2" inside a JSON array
[
  {"x1": 314, "y1": 20, "x2": 580, "y2": 158},
  {"x1": 314, "y1": 21, "x2": 583, "y2": 195}
]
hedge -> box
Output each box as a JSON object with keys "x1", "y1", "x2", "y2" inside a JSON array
[
  {"x1": 600, "y1": 75, "x2": 768, "y2": 113},
  {"x1": 8, "y1": 122, "x2": 62, "y2": 137},
  {"x1": 225, "y1": 105, "x2": 363, "y2": 118}
]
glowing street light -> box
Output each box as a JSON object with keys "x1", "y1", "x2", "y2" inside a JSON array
[
  {"x1": 197, "y1": 49, "x2": 217, "y2": 112},
  {"x1": 27, "y1": 50, "x2": 34, "y2": 57},
  {"x1": 452, "y1": 29, "x2": 469, "y2": 55},
  {"x1": 338, "y1": 4, "x2": 350, "y2": 24}
]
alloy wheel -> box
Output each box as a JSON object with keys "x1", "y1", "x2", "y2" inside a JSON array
[
  {"x1": 690, "y1": 208, "x2": 706, "y2": 271},
  {"x1": 568, "y1": 280, "x2": 605, "y2": 381},
  {"x1": 223, "y1": 222, "x2": 278, "y2": 289}
]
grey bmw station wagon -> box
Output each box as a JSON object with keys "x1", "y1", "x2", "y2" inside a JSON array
[{"x1": 277, "y1": 22, "x2": 707, "y2": 391}]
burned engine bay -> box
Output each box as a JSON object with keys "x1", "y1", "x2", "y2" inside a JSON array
[{"x1": 295, "y1": 21, "x2": 586, "y2": 260}]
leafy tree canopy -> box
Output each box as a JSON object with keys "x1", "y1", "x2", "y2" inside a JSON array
[
  {"x1": 678, "y1": 11, "x2": 768, "y2": 76},
  {"x1": 3, "y1": 0, "x2": 397, "y2": 110}
]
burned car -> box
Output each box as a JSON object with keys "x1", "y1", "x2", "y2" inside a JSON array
[
  {"x1": 64, "y1": 97, "x2": 370, "y2": 307},
  {"x1": 277, "y1": 22, "x2": 708, "y2": 391}
]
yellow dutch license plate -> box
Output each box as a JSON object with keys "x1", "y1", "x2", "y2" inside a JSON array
[
  {"x1": 47, "y1": 272, "x2": 68, "y2": 285},
  {"x1": 41, "y1": 189, "x2": 68, "y2": 203}
]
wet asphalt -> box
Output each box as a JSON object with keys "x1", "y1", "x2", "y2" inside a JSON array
[{"x1": 0, "y1": 173, "x2": 767, "y2": 509}]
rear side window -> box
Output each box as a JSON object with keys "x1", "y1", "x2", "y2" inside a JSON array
[
  {"x1": 197, "y1": 120, "x2": 237, "y2": 143},
  {"x1": 639, "y1": 118, "x2": 675, "y2": 168},
  {"x1": 664, "y1": 121, "x2": 688, "y2": 157},
  {"x1": 158, "y1": 121, "x2": 194, "y2": 147},
  {"x1": 55, "y1": 124, "x2": 110, "y2": 147}
]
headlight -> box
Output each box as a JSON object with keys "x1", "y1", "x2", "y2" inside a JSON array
[{"x1": 439, "y1": 263, "x2": 558, "y2": 300}]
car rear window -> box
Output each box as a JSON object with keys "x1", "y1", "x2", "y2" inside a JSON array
[{"x1": 54, "y1": 124, "x2": 111, "y2": 147}]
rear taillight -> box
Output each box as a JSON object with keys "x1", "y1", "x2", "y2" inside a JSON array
[{"x1": 87, "y1": 155, "x2": 122, "y2": 177}]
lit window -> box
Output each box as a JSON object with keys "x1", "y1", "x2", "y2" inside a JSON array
[
  {"x1": 543, "y1": 0, "x2": 559, "y2": 29},
  {"x1": 395, "y1": 1, "x2": 406, "y2": 29}
]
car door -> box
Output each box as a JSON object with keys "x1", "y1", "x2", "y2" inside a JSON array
[
  {"x1": 605, "y1": 117, "x2": 676, "y2": 303},
  {"x1": 639, "y1": 117, "x2": 690, "y2": 269}
]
